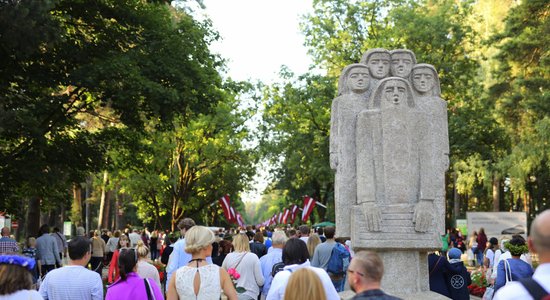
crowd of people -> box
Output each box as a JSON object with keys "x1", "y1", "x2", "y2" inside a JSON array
[
  {"x1": 429, "y1": 210, "x2": 550, "y2": 300},
  {"x1": 0, "y1": 220, "x2": 403, "y2": 300},
  {"x1": 1, "y1": 209, "x2": 549, "y2": 299}
]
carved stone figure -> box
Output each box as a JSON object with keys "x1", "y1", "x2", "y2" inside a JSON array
[
  {"x1": 356, "y1": 77, "x2": 434, "y2": 235},
  {"x1": 411, "y1": 64, "x2": 450, "y2": 200},
  {"x1": 390, "y1": 49, "x2": 416, "y2": 78},
  {"x1": 360, "y1": 48, "x2": 391, "y2": 87},
  {"x1": 330, "y1": 63, "x2": 370, "y2": 238}
]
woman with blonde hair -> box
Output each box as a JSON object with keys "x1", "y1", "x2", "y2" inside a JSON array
[
  {"x1": 167, "y1": 226, "x2": 237, "y2": 300},
  {"x1": 307, "y1": 233, "x2": 321, "y2": 258},
  {"x1": 222, "y1": 233, "x2": 264, "y2": 300},
  {"x1": 136, "y1": 240, "x2": 161, "y2": 289},
  {"x1": 283, "y1": 268, "x2": 327, "y2": 300}
]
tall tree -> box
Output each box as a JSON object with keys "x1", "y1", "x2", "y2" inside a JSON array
[
  {"x1": 112, "y1": 81, "x2": 257, "y2": 230},
  {"x1": 0, "y1": 0, "x2": 224, "y2": 227},
  {"x1": 259, "y1": 70, "x2": 336, "y2": 222},
  {"x1": 489, "y1": 0, "x2": 550, "y2": 216}
]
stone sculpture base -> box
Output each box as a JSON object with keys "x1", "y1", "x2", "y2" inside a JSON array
[{"x1": 350, "y1": 249, "x2": 432, "y2": 294}]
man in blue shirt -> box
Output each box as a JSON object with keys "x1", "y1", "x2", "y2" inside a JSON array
[
  {"x1": 259, "y1": 230, "x2": 287, "y2": 299},
  {"x1": 166, "y1": 218, "x2": 212, "y2": 283},
  {"x1": 0, "y1": 227, "x2": 19, "y2": 254}
]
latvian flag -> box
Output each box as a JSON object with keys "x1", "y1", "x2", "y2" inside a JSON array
[
  {"x1": 282, "y1": 209, "x2": 290, "y2": 224},
  {"x1": 290, "y1": 205, "x2": 299, "y2": 223},
  {"x1": 236, "y1": 213, "x2": 245, "y2": 228},
  {"x1": 229, "y1": 206, "x2": 237, "y2": 224},
  {"x1": 301, "y1": 196, "x2": 316, "y2": 222},
  {"x1": 219, "y1": 195, "x2": 235, "y2": 223}
]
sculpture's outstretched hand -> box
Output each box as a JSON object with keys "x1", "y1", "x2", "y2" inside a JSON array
[
  {"x1": 361, "y1": 202, "x2": 382, "y2": 232},
  {"x1": 330, "y1": 153, "x2": 338, "y2": 170},
  {"x1": 413, "y1": 200, "x2": 434, "y2": 232}
]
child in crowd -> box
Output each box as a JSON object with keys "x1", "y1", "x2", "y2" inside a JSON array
[
  {"x1": 446, "y1": 248, "x2": 471, "y2": 300},
  {"x1": 22, "y1": 237, "x2": 40, "y2": 283}
]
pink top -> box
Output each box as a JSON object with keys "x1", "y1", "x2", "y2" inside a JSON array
[{"x1": 106, "y1": 272, "x2": 164, "y2": 300}]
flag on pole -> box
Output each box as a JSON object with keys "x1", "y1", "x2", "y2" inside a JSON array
[
  {"x1": 302, "y1": 196, "x2": 316, "y2": 222},
  {"x1": 282, "y1": 208, "x2": 290, "y2": 224},
  {"x1": 219, "y1": 195, "x2": 235, "y2": 222},
  {"x1": 229, "y1": 206, "x2": 237, "y2": 223},
  {"x1": 236, "y1": 213, "x2": 245, "y2": 228},
  {"x1": 290, "y1": 205, "x2": 299, "y2": 223}
]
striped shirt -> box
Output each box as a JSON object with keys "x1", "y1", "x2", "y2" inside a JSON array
[
  {"x1": 0, "y1": 236, "x2": 19, "y2": 254},
  {"x1": 39, "y1": 265, "x2": 103, "y2": 300}
]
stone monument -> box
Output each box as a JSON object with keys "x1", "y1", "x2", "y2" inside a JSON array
[{"x1": 331, "y1": 49, "x2": 449, "y2": 298}]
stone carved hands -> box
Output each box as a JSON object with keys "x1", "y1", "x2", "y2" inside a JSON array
[
  {"x1": 361, "y1": 202, "x2": 382, "y2": 232},
  {"x1": 329, "y1": 153, "x2": 338, "y2": 170},
  {"x1": 413, "y1": 199, "x2": 434, "y2": 232}
]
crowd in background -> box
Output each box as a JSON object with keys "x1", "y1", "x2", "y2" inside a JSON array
[{"x1": 2, "y1": 210, "x2": 549, "y2": 300}]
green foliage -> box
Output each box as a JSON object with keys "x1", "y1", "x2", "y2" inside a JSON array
[
  {"x1": 0, "y1": 0, "x2": 224, "y2": 216},
  {"x1": 111, "y1": 82, "x2": 257, "y2": 229},
  {"x1": 489, "y1": 0, "x2": 550, "y2": 200},
  {"x1": 258, "y1": 71, "x2": 336, "y2": 222}
]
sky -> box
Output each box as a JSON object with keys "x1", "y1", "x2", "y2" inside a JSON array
[
  {"x1": 199, "y1": 1, "x2": 316, "y2": 202},
  {"x1": 201, "y1": 0, "x2": 315, "y2": 83}
]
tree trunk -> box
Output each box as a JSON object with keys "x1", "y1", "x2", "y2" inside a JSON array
[
  {"x1": 453, "y1": 173, "x2": 460, "y2": 219},
  {"x1": 27, "y1": 197, "x2": 41, "y2": 237},
  {"x1": 98, "y1": 170, "x2": 108, "y2": 230},
  {"x1": 492, "y1": 174, "x2": 500, "y2": 211},
  {"x1": 71, "y1": 184, "x2": 82, "y2": 226},
  {"x1": 115, "y1": 192, "x2": 122, "y2": 231},
  {"x1": 102, "y1": 190, "x2": 111, "y2": 229}
]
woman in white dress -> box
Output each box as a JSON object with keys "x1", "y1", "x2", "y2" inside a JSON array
[
  {"x1": 222, "y1": 233, "x2": 264, "y2": 300},
  {"x1": 167, "y1": 226, "x2": 237, "y2": 300}
]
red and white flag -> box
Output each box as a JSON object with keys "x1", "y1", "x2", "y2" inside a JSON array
[
  {"x1": 301, "y1": 196, "x2": 316, "y2": 222},
  {"x1": 229, "y1": 206, "x2": 237, "y2": 223},
  {"x1": 282, "y1": 209, "x2": 290, "y2": 224},
  {"x1": 236, "y1": 212, "x2": 245, "y2": 227},
  {"x1": 290, "y1": 205, "x2": 299, "y2": 223},
  {"x1": 219, "y1": 195, "x2": 234, "y2": 222},
  {"x1": 277, "y1": 212, "x2": 283, "y2": 224}
]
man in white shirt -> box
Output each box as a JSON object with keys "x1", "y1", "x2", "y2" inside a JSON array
[
  {"x1": 494, "y1": 209, "x2": 550, "y2": 300},
  {"x1": 39, "y1": 236, "x2": 103, "y2": 300},
  {"x1": 298, "y1": 225, "x2": 310, "y2": 243},
  {"x1": 128, "y1": 229, "x2": 141, "y2": 247}
]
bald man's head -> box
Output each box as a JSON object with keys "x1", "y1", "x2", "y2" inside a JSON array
[
  {"x1": 1, "y1": 227, "x2": 9, "y2": 236},
  {"x1": 530, "y1": 209, "x2": 550, "y2": 255}
]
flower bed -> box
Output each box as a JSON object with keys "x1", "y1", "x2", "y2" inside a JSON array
[{"x1": 468, "y1": 269, "x2": 487, "y2": 297}]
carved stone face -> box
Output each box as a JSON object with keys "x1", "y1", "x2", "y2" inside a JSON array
[
  {"x1": 347, "y1": 67, "x2": 369, "y2": 93},
  {"x1": 412, "y1": 68, "x2": 435, "y2": 94},
  {"x1": 391, "y1": 53, "x2": 414, "y2": 78},
  {"x1": 382, "y1": 80, "x2": 407, "y2": 107},
  {"x1": 383, "y1": 80, "x2": 408, "y2": 106},
  {"x1": 367, "y1": 53, "x2": 390, "y2": 79}
]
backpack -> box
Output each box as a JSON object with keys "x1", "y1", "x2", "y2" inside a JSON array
[
  {"x1": 326, "y1": 243, "x2": 350, "y2": 276},
  {"x1": 271, "y1": 262, "x2": 285, "y2": 277}
]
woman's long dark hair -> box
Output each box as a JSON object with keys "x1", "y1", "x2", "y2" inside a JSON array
[
  {"x1": 282, "y1": 238, "x2": 310, "y2": 266},
  {"x1": 118, "y1": 248, "x2": 137, "y2": 281}
]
